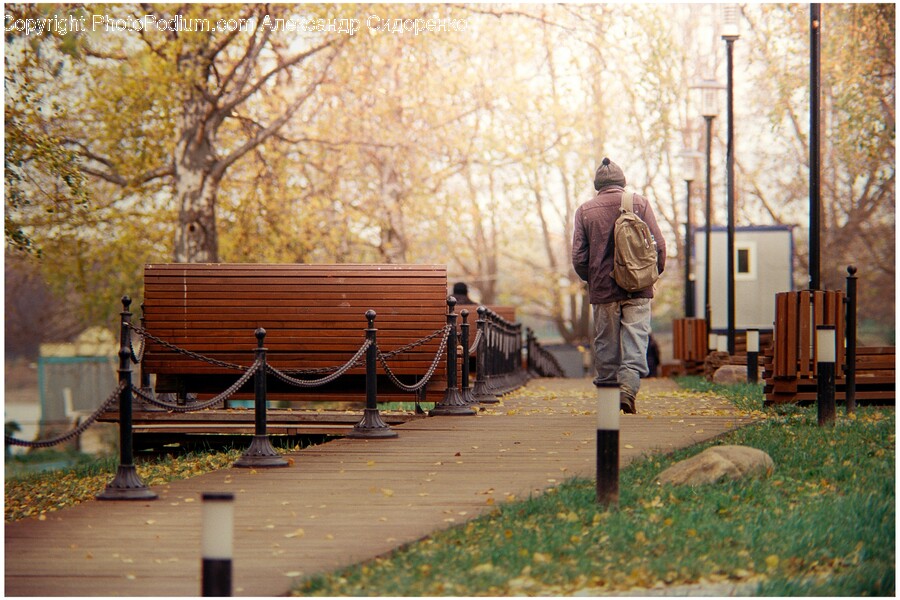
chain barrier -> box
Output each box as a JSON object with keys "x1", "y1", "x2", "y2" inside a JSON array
[
  {"x1": 127, "y1": 323, "x2": 249, "y2": 372},
  {"x1": 3, "y1": 313, "x2": 529, "y2": 450},
  {"x1": 468, "y1": 328, "x2": 482, "y2": 356},
  {"x1": 130, "y1": 358, "x2": 263, "y2": 412},
  {"x1": 129, "y1": 330, "x2": 146, "y2": 364},
  {"x1": 378, "y1": 326, "x2": 448, "y2": 360},
  {"x1": 267, "y1": 339, "x2": 371, "y2": 389},
  {"x1": 5, "y1": 380, "x2": 126, "y2": 448},
  {"x1": 378, "y1": 325, "x2": 451, "y2": 392}
]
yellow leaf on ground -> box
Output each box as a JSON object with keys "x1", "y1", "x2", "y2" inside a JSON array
[{"x1": 284, "y1": 528, "x2": 305, "y2": 539}]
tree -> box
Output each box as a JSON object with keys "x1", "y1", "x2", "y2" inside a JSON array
[
  {"x1": 742, "y1": 4, "x2": 895, "y2": 329},
  {"x1": 58, "y1": 4, "x2": 344, "y2": 263}
]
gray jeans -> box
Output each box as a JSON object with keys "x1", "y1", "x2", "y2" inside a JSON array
[{"x1": 592, "y1": 298, "x2": 652, "y2": 398}]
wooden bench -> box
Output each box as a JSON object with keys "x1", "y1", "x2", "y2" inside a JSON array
[
  {"x1": 140, "y1": 263, "x2": 450, "y2": 404},
  {"x1": 762, "y1": 289, "x2": 895, "y2": 405},
  {"x1": 672, "y1": 318, "x2": 707, "y2": 374},
  {"x1": 771, "y1": 290, "x2": 845, "y2": 378},
  {"x1": 764, "y1": 345, "x2": 895, "y2": 405}
]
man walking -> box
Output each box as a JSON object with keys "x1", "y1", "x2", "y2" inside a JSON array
[{"x1": 572, "y1": 157, "x2": 667, "y2": 413}]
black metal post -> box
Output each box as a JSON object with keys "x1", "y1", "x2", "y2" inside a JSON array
[
  {"x1": 459, "y1": 310, "x2": 476, "y2": 404},
  {"x1": 816, "y1": 325, "x2": 836, "y2": 426},
  {"x1": 472, "y1": 306, "x2": 497, "y2": 403},
  {"x1": 235, "y1": 328, "x2": 288, "y2": 467},
  {"x1": 201, "y1": 491, "x2": 234, "y2": 597},
  {"x1": 810, "y1": 4, "x2": 822, "y2": 290},
  {"x1": 526, "y1": 328, "x2": 536, "y2": 377},
  {"x1": 430, "y1": 297, "x2": 475, "y2": 416},
  {"x1": 595, "y1": 383, "x2": 619, "y2": 507},
  {"x1": 98, "y1": 296, "x2": 157, "y2": 501},
  {"x1": 725, "y1": 35, "x2": 737, "y2": 354},
  {"x1": 684, "y1": 179, "x2": 695, "y2": 318},
  {"x1": 703, "y1": 115, "x2": 715, "y2": 331},
  {"x1": 349, "y1": 310, "x2": 398, "y2": 438},
  {"x1": 845, "y1": 265, "x2": 858, "y2": 413}
]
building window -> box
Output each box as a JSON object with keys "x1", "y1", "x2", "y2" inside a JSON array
[
  {"x1": 737, "y1": 248, "x2": 750, "y2": 273},
  {"x1": 735, "y1": 242, "x2": 757, "y2": 281}
]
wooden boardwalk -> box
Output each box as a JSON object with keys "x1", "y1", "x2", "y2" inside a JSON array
[{"x1": 5, "y1": 377, "x2": 755, "y2": 597}]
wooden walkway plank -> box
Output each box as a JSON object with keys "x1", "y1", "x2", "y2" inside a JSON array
[{"x1": 5, "y1": 378, "x2": 754, "y2": 597}]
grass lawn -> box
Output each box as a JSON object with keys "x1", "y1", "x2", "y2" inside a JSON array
[{"x1": 295, "y1": 378, "x2": 895, "y2": 596}]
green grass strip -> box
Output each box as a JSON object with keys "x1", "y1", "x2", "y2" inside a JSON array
[{"x1": 296, "y1": 382, "x2": 895, "y2": 596}]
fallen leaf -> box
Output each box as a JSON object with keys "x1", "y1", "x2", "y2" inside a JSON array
[{"x1": 284, "y1": 528, "x2": 305, "y2": 539}]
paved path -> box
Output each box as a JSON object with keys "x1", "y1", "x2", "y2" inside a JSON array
[{"x1": 5, "y1": 377, "x2": 755, "y2": 597}]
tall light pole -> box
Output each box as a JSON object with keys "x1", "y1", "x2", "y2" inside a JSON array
[
  {"x1": 810, "y1": 3, "x2": 822, "y2": 290},
  {"x1": 692, "y1": 78, "x2": 722, "y2": 335},
  {"x1": 678, "y1": 150, "x2": 703, "y2": 318},
  {"x1": 722, "y1": 4, "x2": 740, "y2": 355}
]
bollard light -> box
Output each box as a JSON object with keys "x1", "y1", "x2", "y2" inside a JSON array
[
  {"x1": 816, "y1": 325, "x2": 836, "y2": 426},
  {"x1": 202, "y1": 492, "x2": 234, "y2": 597},
  {"x1": 746, "y1": 328, "x2": 759, "y2": 383},
  {"x1": 595, "y1": 383, "x2": 620, "y2": 507}
]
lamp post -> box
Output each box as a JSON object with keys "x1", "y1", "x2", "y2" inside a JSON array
[
  {"x1": 692, "y1": 78, "x2": 723, "y2": 336},
  {"x1": 678, "y1": 150, "x2": 703, "y2": 318},
  {"x1": 722, "y1": 4, "x2": 740, "y2": 355},
  {"x1": 810, "y1": 4, "x2": 822, "y2": 290}
]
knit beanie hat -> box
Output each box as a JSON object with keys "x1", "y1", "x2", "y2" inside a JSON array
[{"x1": 594, "y1": 157, "x2": 626, "y2": 190}]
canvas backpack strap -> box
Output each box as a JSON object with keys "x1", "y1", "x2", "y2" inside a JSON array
[{"x1": 620, "y1": 191, "x2": 634, "y2": 213}]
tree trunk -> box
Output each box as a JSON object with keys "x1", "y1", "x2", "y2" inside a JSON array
[{"x1": 173, "y1": 99, "x2": 219, "y2": 264}]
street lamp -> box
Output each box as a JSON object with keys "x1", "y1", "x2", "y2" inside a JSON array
[
  {"x1": 678, "y1": 149, "x2": 703, "y2": 318},
  {"x1": 691, "y1": 77, "x2": 723, "y2": 335},
  {"x1": 722, "y1": 3, "x2": 740, "y2": 355},
  {"x1": 810, "y1": 4, "x2": 822, "y2": 290}
]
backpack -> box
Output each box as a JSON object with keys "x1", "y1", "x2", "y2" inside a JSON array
[{"x1": 611, "y1": 192, "x2": 659, "y2": 293}]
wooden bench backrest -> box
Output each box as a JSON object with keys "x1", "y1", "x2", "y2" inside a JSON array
[
  {"x1": 773, "y1": 290, "x2": 845, "y2": 378},
  {"x1": 142, "y1": 264, "x2": 449, "y2": 387},
  {"x1": 673, "y1": 318, "x2": 708, "y2": 361}
]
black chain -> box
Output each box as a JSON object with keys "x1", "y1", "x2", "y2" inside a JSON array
[
  {"x1": 468, "y1": 328, "x2": 482, "y2": 356},
  {"x1": 267, "y1": 339, "x2": 371, "y2": 388},
  {"x1": 378, "y1": 325, "x2": 450, "y2": 392},
  {"x1": 5, "y1": 381, "x2": 126, "y2": 448},
  {"x1": 127, "y1": 323, "x2": 249, "y2": 372},
  {"x1": 378, "y1": 326, "x2": 449, "y2": 360},
  {"x1": 129, "y1": 332, "x2": 145, "y2": 364},
  {"x1": 131, "y1": 359, "x2": 262, "y2": 412}
]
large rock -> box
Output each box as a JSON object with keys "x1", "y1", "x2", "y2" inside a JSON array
[
  {"x1": 713, "y1": 364, "x2": 756, "y2": 384},
  {"x1": 656, "y1": 445, "x2": 774, "y2": 486}
]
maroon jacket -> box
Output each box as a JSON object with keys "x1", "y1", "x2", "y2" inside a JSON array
[{"x1": 572, "y1": 185, "x2": 667, "y2": 304}]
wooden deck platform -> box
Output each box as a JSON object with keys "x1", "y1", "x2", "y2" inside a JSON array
[{"x1": 5, "y1": 378, "x2": 756, "y2": 597}]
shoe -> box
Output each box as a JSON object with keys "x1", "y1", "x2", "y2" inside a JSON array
[{"x1": 619, "y1": 390, "x2": 637, "y2": 414}]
